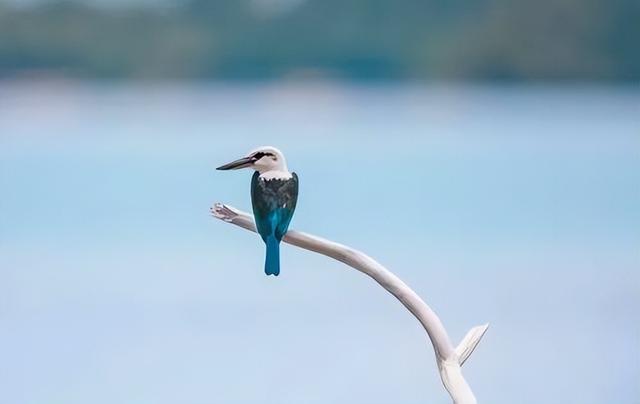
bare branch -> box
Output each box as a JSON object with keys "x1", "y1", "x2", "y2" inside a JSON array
[{"x1": 211, "y1": 203, "x2": 487, "y2": 404}]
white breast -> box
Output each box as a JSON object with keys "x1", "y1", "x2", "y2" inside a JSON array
[{"x1": 260, "y1": 170, "x2": 293, "y2": 180}]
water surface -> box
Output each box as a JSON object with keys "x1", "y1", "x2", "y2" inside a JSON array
[{"x1": 1, "y1": 82, "x2": 638, "y2": 404}]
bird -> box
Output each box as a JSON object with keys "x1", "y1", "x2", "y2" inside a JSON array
[{"x1": 217, "y1": 146, "x2": 298, "y2": 276}]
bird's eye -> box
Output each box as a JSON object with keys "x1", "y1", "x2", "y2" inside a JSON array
[{"x1": 252, "y1": 152, "x2": 266, "y2": 160}]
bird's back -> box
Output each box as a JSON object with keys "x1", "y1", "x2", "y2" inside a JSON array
[{"x1": 251, "y1": 171, "x2": 298, "y2": 240}]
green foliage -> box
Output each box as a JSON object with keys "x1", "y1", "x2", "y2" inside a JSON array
[{"x1": 0, "y1": 0, "x2": 637, "y2": 80}]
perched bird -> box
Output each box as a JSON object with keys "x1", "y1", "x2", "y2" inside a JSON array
[{"x1": 217, "y1": 146, "x2": 299, "y2": 276}]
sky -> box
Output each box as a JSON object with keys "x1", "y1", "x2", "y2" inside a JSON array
[{"x1": 1, "y1": 81, "x2": 639, "y2": 404}]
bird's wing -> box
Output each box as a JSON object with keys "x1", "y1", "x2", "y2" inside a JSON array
[
  {"x1": 251, "y1": 171, "x2": 272, "y2": 238},
  {"x1": 275, "y1": 172, "x2": 298, "y2": 240},
  {"x1": 251, "y1": 172, "x2": 298, "y2": 241}
]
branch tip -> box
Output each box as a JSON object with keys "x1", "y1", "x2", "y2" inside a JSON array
[
  {"x1": 455, "y1": 323, "x2": 489, "y2": 366},
  {"x1": 211, "y1": 203, "x2": 238, "y2": 222}
]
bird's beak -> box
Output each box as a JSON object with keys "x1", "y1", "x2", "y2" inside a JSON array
[{"x1": 216, "y1": 156, "x2": 254, "y2": 170}]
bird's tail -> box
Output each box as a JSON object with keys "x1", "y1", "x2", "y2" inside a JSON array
[{"x1": 264, "y1": 236, "x2": 280, "y2": 276}]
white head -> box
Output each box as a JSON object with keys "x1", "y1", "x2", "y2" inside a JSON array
[{"x1": 217, "y1": 146, "x2": 288, "y2": 174}]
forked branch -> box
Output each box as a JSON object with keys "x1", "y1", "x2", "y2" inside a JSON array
[{"x1": 211, "y1": 203, "x2": 488, "y2": 404}]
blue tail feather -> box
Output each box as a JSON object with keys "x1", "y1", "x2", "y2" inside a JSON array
[{"x1": 265, "y1": 236, "x2": 280, "y2": 276}]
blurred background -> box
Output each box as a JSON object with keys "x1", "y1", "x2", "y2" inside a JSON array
[
  {"x1": 1, "y1": 0, "x2": 639, "y2": 80},
  {"x1": 0, "y1": 1, "x2": 638, "y2": 404}
]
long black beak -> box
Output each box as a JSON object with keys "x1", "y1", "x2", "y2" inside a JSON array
[{"x1": 216, "y1": 156, "x2": 254, "y2": 170}]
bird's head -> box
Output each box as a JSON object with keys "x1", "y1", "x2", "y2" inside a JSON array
[{"x1": 216, "y1": 146, "x2": 288, "y2": 173}]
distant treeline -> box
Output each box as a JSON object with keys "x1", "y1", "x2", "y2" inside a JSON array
[{"x1": 0, "y1": 0, "x2": 638, "y2": 81}]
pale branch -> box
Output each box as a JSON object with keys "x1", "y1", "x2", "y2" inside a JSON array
[{"x1": 211, "y1": 202, "x2": 488, "y2": 404}]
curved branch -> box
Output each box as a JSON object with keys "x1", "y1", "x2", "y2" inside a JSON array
[{"x1": 211, "y1": 203, "x2": 487, "y2": 404}]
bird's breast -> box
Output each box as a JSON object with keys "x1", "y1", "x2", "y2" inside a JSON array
[{"x1": 259, "y1": 170, "x2": 293, "y2": 180}]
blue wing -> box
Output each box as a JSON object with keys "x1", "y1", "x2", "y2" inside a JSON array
[
  {"x1": 251, "y1": 172, "x2": 298, "y2": 241},
  {"x1": 251, "y1": 172, "x2": 299, "y2": 275}
]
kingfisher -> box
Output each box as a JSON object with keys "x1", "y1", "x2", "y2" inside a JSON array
[{"x1": 217, "y1": 146, "x2": 299, "y2": 276}]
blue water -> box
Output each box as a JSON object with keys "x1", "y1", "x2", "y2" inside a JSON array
[{"x1": 1, "y1": 82, "x2": 638, "y2": 403}]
